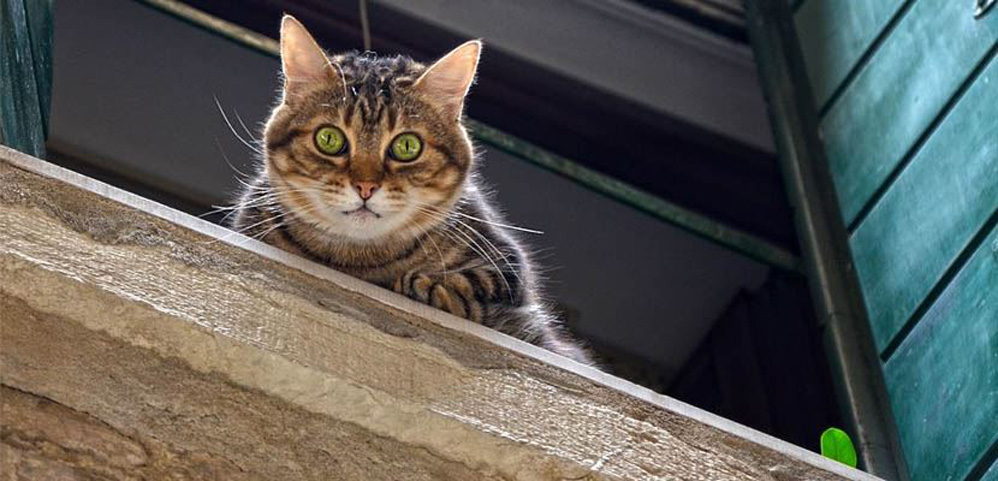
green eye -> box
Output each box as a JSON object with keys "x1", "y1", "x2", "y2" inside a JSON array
[
  {"x1": 314, "y1": 126, "x2": 346, "y2": 155},
  {"x1": 389, "y1": 133, "x2": 422, "y2": 161}
]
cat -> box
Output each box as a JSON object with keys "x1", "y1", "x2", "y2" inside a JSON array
[{"x1": 228, "y1": 15, "x2": 593, "y2": 366}]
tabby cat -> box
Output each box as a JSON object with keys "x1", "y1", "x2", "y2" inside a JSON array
[{"x1": 228, "y1": 16, "x2": 592, "y2": 365}]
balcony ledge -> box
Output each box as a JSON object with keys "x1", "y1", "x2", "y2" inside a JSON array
[{"x1": 0, "y1": 145, "x2": 877, "y2": 480}]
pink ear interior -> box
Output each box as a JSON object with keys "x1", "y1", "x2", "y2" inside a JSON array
[
  {"x1": 414, "y1": 41, "x2": 482, "y2": 118},
  {"x1": 279, "y1": 15, "x2": 343, "y2": 98}
]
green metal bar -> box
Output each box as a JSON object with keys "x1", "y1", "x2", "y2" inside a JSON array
[
  {"x1": 467, "y1": 120, "x2": 800, "y2": 271},
  {"x1": 744, "y1": 0, "x2": 906, "y2": 478},
  {"x1": 135, "y1": 0, "x2": 800, "y2": 271},
  {"x1": 136, "y1": 0, "x2": 280, "y2": 56}
]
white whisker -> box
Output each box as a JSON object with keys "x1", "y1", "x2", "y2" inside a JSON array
[
  {"x1": 415, "y1": 208, "x2": 513, "y2": 300},
  {"x1": 233, "y1": 108, "x2": 260, "y2": 145},
  {"x1": 409, "y1": 199, "x2": 543, "y2": 235},
  {"x1": 214, "y1": 95, "x2": 262, "y2": 155},
  {"x1": 413, "y1": 205, "x2": 524, "y2": 290}
]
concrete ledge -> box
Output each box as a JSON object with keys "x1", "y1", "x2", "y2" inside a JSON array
[{"x1": 0, "y1": 145, "x2": 878, "y2": 480}]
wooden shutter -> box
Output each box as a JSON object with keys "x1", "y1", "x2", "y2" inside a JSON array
[{"x1": 748, "y1": 0, "x2": 998, "y2": 480}]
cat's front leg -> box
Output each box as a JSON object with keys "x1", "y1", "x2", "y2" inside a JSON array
[{"x1": 393, "y1": 271, "x2": 484, "y2": 322}]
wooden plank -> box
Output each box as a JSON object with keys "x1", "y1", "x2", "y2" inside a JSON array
[
  {"x1": 821, "y1": 0, "x2": 998, "y2": 224},
  {"x1": 883, "y1": 224, "x2": 998, "y2": 481},
  {"x1": 849, "y1": 55, "x2": 998, "y2": 352},
  {"x1": 794, "y1": 0, "x2": 905, "y2": 109}
]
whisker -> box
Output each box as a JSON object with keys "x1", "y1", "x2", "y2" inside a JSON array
[
  {"x1": 413, "y1": 204, "x2": 522, "y2": 287},
  {"x1": 452, "y1": 211, "x2": 543, "y2": 235},
  {"x1": 214, "y1": 95, "x2": 262, "y2": 155},
  {"x1": 450, "y1": 216, "x2": 524, "y2": 289},
  {"x1": 223, "y1": 201, "x2": 321, "y2": 250},
  {"x1": 424, "y1": 231, "x2": 449, "y2": 277},
  {"x1": 207, "y1": 205, "x2": 302, "y2": 246},
  {"x1": 201, "y1": 186, "x2": 318, "y2": 221},
  {"x1": 445, "y1": 227, "x2": 514, "y2": 302},
  {"x1": 213, "y1": 138, "x2": 253, "y2": 180},
  {"x1": 415, "y1": 208, "x2": 513, "y2": 301},
  {"x1": 409, "y1": 199, "x2": 543, "y2": 235},
  {"x1": 233, "y1": 108, "x2": 260, "y2": 145},
  {"x1": 201, "y1": 197, "x2": 274, "y2": 219}
]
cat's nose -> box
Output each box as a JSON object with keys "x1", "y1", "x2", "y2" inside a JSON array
[{"x1": 353, "y1": 181, "x2": 380, "y2": 200}]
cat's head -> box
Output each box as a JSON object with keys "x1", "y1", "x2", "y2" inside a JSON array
[{"x1": 262, "y1": 15, "x2": 480, "y2": 243}]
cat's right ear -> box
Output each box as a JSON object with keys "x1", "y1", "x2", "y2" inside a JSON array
[{"x1": 279, "y1": 15, "x2": 346, "y2": 103}]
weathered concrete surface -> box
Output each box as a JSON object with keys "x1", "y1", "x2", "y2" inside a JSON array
[{"x1": 0, "y1": 145, "x2": 880, "y2": 480}]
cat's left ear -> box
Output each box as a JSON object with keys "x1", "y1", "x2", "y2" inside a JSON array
[
  {"x1": 279, "y1": 15, "x2": 346, "y2": 102},
  {"x1": 414, "y1": 40, "x2": 482, "y2": 121}
]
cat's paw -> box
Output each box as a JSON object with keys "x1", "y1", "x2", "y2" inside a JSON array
[
  {"x1": 428, "y1": 282, "x2": 470, "y2": 319},
  {"x1": 395, "y1": 272, "x2": 481, "y2": 321}
]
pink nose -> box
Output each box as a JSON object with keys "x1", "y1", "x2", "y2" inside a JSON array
[{"x1": 354, "y1": 181, "x2": 380, "y2": 200}]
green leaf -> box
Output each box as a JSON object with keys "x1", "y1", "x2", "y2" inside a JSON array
[{"x1": 820, "y1": 427, "x2": 858, "y2": 468}]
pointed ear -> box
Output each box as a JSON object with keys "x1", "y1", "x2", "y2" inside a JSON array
[
  {"x1": 280, "y1": 15, "x2": 345, "y2": 102},
  {"x1": 414, "y1": 40, "x2": 482, "y2": 120}
]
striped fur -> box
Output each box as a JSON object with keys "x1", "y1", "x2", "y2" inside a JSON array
[{"x1": 227, "y1": 17, "x2": 593, "y2": 365}]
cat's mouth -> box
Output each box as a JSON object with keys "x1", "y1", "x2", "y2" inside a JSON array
[{"x1": 341, "y1": 205, "x2": 382, "y2": 219}]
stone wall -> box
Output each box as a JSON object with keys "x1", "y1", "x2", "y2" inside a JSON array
[{"x1": 0, "y1": 146, "x2": 878, "y2": 480}]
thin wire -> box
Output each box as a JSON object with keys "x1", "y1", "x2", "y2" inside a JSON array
[{"x1": 359, "y1": 0, "x2": 372, "y2": 51}]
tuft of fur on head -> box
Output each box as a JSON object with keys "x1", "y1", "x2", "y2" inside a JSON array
[{"x1": 263, "y1": 15, "x2": 482, "y2": 245}]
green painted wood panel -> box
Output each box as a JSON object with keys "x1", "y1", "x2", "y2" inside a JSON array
[
  {"x1": 821, "y1": 0, "x2": 998, "y2": 225},
  {"x1": 983, "y1": 460, "x2": 998, "y2": 481},
  {"x1": 23, "y1": 0, "x2": 52, "y2": 134},
  {"x1": 983, "y1": 459, "x2": 998, "y2": 481},
  {"x1": 794, "y1": 0, "x2": 905, "y2": 109},
  {"x1": 884, "y1": 224, "x2": 998, "y2": 481},
  {"x1": 0, "y1": 0, "x2": 52, "y2": 157},
  {"x1": 849, "y1": 54, "x2": 998, "y2": 352},
  {"x1": 752, "y1": 0, "x2": 998, "y2": 478}
]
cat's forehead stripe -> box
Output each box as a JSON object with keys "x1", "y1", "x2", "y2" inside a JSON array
[{"x1": 328, "y1": 52, "x2": 424, "y2": 126}]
